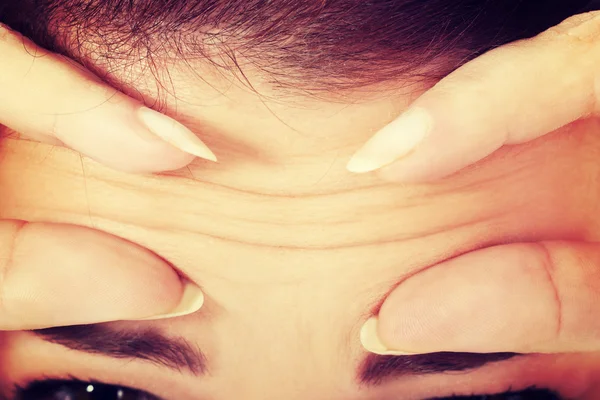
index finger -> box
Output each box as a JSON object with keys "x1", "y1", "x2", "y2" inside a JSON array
[
  {"x1": 347, "y1": 12, "x2": 600, "y2": 182},
  {"x1": 0, "y1": 24, "x2": 216, "y2": 173}
]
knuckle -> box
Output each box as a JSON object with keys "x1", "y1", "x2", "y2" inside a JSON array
[
  {"x1": 531, "y1": 242, "x2": 564, "y2": 340},
  {"x1": 595, "y1": 72, "x2": 600, "y2": 116},
  {"x1": 0, "y1": 23, "x2": 22, "y2": 45},
  {"x1": 0, "y1": 221, "x2": 27, "y2": 319},
  {"x1": 535, "y1": 12, "x2": 600, "y2": 117},
  {"x1": 541, "y1": 11, "x2": 600, "y2": 44},
  {"x1": 0, "y1": 22, "x2": 50, "y2": 63},
  {"x1": 0, "y1": 23, "x2": 12, "y2": 40}
]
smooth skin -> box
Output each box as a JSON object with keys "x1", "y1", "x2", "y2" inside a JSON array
[
  {"x1": 0, "y1": 24, "x2": 210, "y2": 329},
  {"x1": 2, "y1": 7, "x2": 599, "y2": 352},
  {"x1": 355, "y1": 12, "x2": 600, "y2": 356},
  {"x1": 4, "y1": 61, "x2": 600, "y2": 400},
  {"x1": 3, "y1": 9, "x2": 600, "y2": 398}
]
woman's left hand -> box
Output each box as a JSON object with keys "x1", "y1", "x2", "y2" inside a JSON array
[
  {"x1": 353, "y1": 11, "x2": 600, "y2": 355},
  {"x1": 347, "y1": 11, "x2": 600, "y2": 183},
  {"x1": 360, "y1": 242, "x2": 600, "y2": 355}
]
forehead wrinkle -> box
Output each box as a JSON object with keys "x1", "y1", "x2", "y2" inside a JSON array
[{"x1": 81, "y1": 179, "x2": 478, "y2": 251}]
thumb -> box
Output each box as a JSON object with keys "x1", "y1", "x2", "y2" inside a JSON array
[
  {"x1": 347, "y1": 11, "x2": 600, "y2": 182},
  {"x1": 0, "y1": 221, "x2": 204, "y2": 330},
  {"x1": 360, "y1": 242, "x2": 600, "y2": 355},
  {"x1": 0, "y1": 24, "x2": 216, "y2": 173}
]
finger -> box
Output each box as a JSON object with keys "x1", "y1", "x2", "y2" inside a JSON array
[
  {"x1": 347, "y1": 11, "x2": 600, "y2": 182},
  {"x1": 0, "y1": 24, "x2": 216, "y2": 173},
  {"x1": 360, "y1": 241, "x2": 600, "y2": 355},
  {"x1": 0, "y1": 221, "x2": 204, "y2": 330}
]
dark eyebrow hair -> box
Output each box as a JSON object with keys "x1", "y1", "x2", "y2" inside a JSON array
[
  {"x1": 33, "y1": 325, "x2": 207, "y2": 376},
  {"x1": 33, "y1": 325, "x2": 516, "y2": 385},
  {"x1": 359, "y1": 352, "x2": 520, "y2": 385}
]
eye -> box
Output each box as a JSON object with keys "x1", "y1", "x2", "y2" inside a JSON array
[
  {"x1": 5, "y1": 380, "x2": 571, "y2": 400},
  {"x1": 429, "y1": 387, "x2": 563, "y2": 400},
  {"x1": 14, "y1": 379, "x2": 162, "y2": 400}
]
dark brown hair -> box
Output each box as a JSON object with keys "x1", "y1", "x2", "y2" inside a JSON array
[{"x1": 0, "y1": 0, "x2": 592, "y2": 92}]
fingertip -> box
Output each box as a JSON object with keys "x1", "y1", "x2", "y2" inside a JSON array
[
  {"x1": 137, "y1": 107, "x2": 218, "y2": 163},
  {"x1": 360, "y1": 317, "x2": 416, "y2": 355},
  {"x1": 346, "y1": 102, "x2": 501, "y2": 183},
  {"x1": 374, "y1": 123, "x2": 504, "y2": 183},
  {"x1": 0, "y1": 223, "x2": 201, "y2": 329},
  {"x1": 346, "y1": 107, "x2": 433, "y2": 174},
  {"x1": 53, "y1": 97, "x2": 202, "y2": 173},
  {"x1": 133, "y1": 279, "x2": 205, "y2": 321},
  {"x1": 375, "y1": 245, "x2": 563, "y2": 354}
]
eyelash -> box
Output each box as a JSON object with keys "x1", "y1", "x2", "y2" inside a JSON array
[
  {"x1": 429, "y1": 387, "x2": 563, "y2": 400},
  {"x1": 12, "y1": 380, "x2": 563, "y2": 400},
  {"x1": 13, "y1": 379, "x2": 162, "y2": 400}
]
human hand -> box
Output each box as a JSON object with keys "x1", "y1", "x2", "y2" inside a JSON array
[
  {"x1": 356, "y1": 12, "x2": 600, "y2": 355},
  {"x1": 0, "y1": 23, "x2": 216, "y2": 173},
  {"x1": 347, "y1": 11, "x2": 600, "y2": 183},
  {"x1": 0, "y1": 24, "x2": 207, "y2": 330},
  {"x1": 0, "y1": 221, "x2": 204, "y2": 330},
  {"x1": 360, "y1": 242, "x2": 600, "y2": 355}
]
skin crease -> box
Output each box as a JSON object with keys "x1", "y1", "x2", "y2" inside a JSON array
[{"x1": 1, "y1": 58, "x2": 600, "y2": 399}]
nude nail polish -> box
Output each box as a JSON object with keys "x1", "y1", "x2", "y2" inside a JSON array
[
  {"x1": 137, "y1": 107, "x2": 217, "y2": 162},
  {"x1": 347, "y1": 107, "x2": 432, "y2": 173},
  {"x1": 360, "y1": 317, "x2": 415, "y2": 355},
  {"x1": 135, "y1": 280, "x2": 205, "y2": 321}
]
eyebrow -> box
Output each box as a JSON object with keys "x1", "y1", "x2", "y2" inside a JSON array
[
  {"x1": 359, "y1": 352, "x2": 520, "y2": 385},
  {"x1": 33, "y1": 325, "x2": 207, "y2": 376},
  {"x1": 33, "y1": 326, "x2": 517, "y2": 385}
]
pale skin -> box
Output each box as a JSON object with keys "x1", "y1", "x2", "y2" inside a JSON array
[
  {"x1": 358, "y1": 11, "x2": 600, "y2": 357},
  {"x1": 0, "y1": 24, "x2": 212, "y2": 328},
  {"x1": 3, "y1": 14, "x2": 600, "y2": 397},
  {"x1": 1, "y1": 9, "x2": 600, "y2": 400}
]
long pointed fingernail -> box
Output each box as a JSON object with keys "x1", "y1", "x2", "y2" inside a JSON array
[
  {"x1": 360, "y1": 317, "x2": 414, "y2": 355},
  {"x1": 137, "y1": 107, "x2": 217, "y2": 162},
  {"x1": 135, "y1": 280, "x2": 205, "y2": 321},
  {"x1": 347, "y1": 107, "x2": 432, "y2": 173}
]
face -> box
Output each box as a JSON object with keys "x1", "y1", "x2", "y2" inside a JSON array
[{"x1": 1, "y1": 56, "x2": 600, "y2": 400}]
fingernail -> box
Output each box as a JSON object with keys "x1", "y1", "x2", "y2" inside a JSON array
[
  {"x1": 360, "y1": 317, "x2": 415, "y2": 355},
  {"x1": 347, "y1": 107, "x2": 432, "y2": 173},
  {"x1": 137, "y1": 107, "x2": 217, "y2": 162},
  {"x1": 135, "y1": 280, "x2": 205, "y2": 321}
]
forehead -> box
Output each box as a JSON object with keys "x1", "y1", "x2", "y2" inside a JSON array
[
  {"x1": 102, "y1": 58, "x2": 422, "y2": 166},
  {"x1": 2, "y1": 124, "x2": 600, "y2": 399},
  {"x1": 1, "y1": 117, "x2": 598, "y2": 295},
  {"x1": 3, "y1": 58, "x2": 600, "y2": 396}
]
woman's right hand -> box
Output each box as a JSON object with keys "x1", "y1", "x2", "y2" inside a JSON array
[
  {"x1": 356, "y1": 11, "x2": 600, "y2": 356},
  {"x1": 0, "y1": 24, "x2": 208, "y2": 330},
  {"x1": 0, "y1": 222, "x2": 204, "y2": 330}
]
